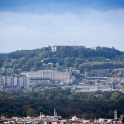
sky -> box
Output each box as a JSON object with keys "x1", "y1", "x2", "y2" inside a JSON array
[{"x1": 0, "y1": 0, "x2": 124, "y2": 53}]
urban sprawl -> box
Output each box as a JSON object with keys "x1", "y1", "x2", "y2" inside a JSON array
[
  {"x1": 0, "y1": 46, "x2": 124, "y2": 123},
  {"x1": 0, "y1": 109, "x2": 124, "y2": 124},
  {"x1": 0, "y1": 68, "x2": 124, "y2": 93}
]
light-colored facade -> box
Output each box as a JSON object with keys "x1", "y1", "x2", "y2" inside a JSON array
[
  {"x1": 52, "y1": 46, "x2": 57, "y2": 52},
  {"x1": 18, "y1": 77, "x2": 29, "y2": 89},
  {"x1": 26, "y1": 70, "x2": 71, "y2": 82},
  {"x1": 0, "y1": 76, "x2": 5, "y2": 86},
  {"x1": 52, "y1": 45, "x2": 85, "y2": 52},
  {"x1": 6, "y1": 77, "x2": 18, "y2": 86},
  {"x1": 6, "y1": 77, "x2": 29, "y2": 88}
]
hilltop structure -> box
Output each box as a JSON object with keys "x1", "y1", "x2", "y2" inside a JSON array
[{"x1": 52, "y1": 45, "x2": 85, "y2": 52}]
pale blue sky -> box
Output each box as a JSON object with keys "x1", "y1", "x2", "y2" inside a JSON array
[{"x1": 0, "y1": 0, "x2": 124, "y2": 52}]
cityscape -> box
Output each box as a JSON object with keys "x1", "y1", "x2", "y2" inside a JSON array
[
  {"x1": 0, "y1": 46, "x2": 124, "y2": 93},
  {"x1": 1, "y1": 67, "x2": 124, "y2": 93},
  {"x1": 0, "y1": 0, "x2": 124, "y2": 123},
  {"x1": 0, "y1": 109, "x2": 124, "y2": 124}
]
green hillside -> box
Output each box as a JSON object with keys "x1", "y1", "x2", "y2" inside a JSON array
[{"x1": 0, "y1": 46, "x2": 124, "y2": 73}]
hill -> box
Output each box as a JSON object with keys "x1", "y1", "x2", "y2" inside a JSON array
[{"x1": 0, "y1": 46, "x2": 124, "y2": 73}]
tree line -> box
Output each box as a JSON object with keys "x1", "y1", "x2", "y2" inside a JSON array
[{"x1": 0, "y1": 90, "x2": 124, "y2": 119}]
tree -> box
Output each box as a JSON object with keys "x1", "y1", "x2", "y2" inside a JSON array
[{"x1": 26, "y1": 108, "x2": 38, "y2": 117}]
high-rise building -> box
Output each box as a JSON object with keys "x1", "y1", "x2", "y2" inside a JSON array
[
  {"x1": 18, "y1": 77, "x2": 29, "y2": 89},
  {"x1": 114, "y1": 110, "x2": 117, "y2": 119},
  {"x1": 0, "y1": 76, "x2": 5, "y2": 86},
  {"x1": 6, "y1": 77, "x2": 17, "y2": 87}
]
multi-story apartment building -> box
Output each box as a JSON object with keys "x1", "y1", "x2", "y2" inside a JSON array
[
  {"x1": 6, "y1": 76, "x2": 29, "y2": 89},
  {"x1": 0, "y1": 76, "x2": 5, "y2": 86},
  {"x1": 6, "y1": 77, "x2": 18, "y2": 87},
  {"x1": 18, "y1": 77, "x2": 29, "y2": 89},
  {"x1": 26, "y1": 70, "x2": 71, "y2": 82}
]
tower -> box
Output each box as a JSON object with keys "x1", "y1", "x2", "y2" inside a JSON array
[
  {"x1": 114, "y1": 110, "x2": 117, "y2": 119},
  {"x1": 52, "y1": 46, "x2": 57, "y2": 52},
  {"x1": 54, "y1": 108, "x2": 57, "y2": 117}
]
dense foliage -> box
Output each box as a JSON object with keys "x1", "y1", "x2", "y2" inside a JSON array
[
  {"x1": 0, "y1": 46, "x2": 124, "y2": 73},
  {"x1": 0, "y1": 90, "x2": 124, "y2": 119}
]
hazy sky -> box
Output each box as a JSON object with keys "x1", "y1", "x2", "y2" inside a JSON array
[{"x1": 0, "y1": 0, "x2": 124, "y2": 52}]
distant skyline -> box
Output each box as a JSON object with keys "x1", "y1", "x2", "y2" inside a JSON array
[{"x1": 0, "y1": 0, "x2": 124, "y2": 52}]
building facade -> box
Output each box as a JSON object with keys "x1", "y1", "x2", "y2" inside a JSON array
[
  {"x1": 0, "y1": 76, "x2": 5, "y2": 86},
  {"x1": 26, "y1": 70, "x2": 71, "y2": 82},
  {"x1": 18, "y1": 77, "x2": 29, "y2": 89},
  {"x1": 6, "y1": 77, "x2": 18, "y2": 87}
]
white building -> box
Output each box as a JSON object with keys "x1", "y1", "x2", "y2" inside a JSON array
[
  {"x1": 6, "y1": 77, "x2": 17, "y2": 87},
  {"x1": 0, "y1": 76, "x2": 5, "y2": 86},
  {"x1": 26, "y1": 70, "x2": 71, "y2": 82},
  {"x1": 18, "y1": 77, "x2": 29, "y2": 89},
  {"x1": 0, "y1": 76, "x2": 29, "y2": 89},
  {"x1": 52, "y1": 46, "x2": 57, "y2": 52}
]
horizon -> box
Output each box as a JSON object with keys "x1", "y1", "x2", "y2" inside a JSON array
[
  {"x1": 0, "y1": 0, "x2": 124, "y2": 52},
  {"x1": 0, "y1": 45, "x2": 123, "y2": 54}
]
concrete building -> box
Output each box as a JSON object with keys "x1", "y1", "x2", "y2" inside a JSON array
[
  {"x1": 29, "y1": 77, "x2": 50, "y2": 84},
  {"x1": 91, "y1": 46, "x2": 101, "y2": 50},
  {"x1": 52, "y1": 46, "x2": 57, "y2": 52},
  {"x1": 18, "y1": 77, "x2": 29, "y2": 89},
  {"x1": 86, "y1": 77, "x2": 108, "y2": 83},
  {"x1": 6, "y1": 77, "x2": 18, "y2": 87},
  {"x1": 26, "y1": 70, "x2": 71, "y2": 83},
  {"x1": 52, "y1": 45, "x2": 85, "y2": 52},
  {"x1": 0, "y1": 76, "x2": 5, "y2": 86}
]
